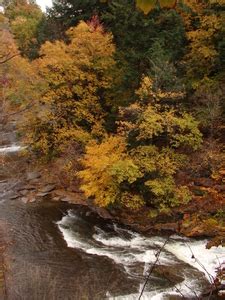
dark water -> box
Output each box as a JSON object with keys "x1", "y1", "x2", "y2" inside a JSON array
[
  {"x1": 0, "y1": 200, "x2": 139, "y2": 300},
  {"x1": 0, "y1": 125, "x2": 224, "y2": 300},
  {"x1": 0, "y1": 197, "x2": 221, "y2": 300}
]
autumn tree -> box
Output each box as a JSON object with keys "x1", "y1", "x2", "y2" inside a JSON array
[
  {"x1": 0, "y1": 14, "x2": 19, "y2": 121},
  {"x1": 79, "y1": 77, "x2": 202, "y2": 211},
  {"x1": 25, "y1": 20, "x2": 115, "y2": 158},
  {"x1": 0, "y1": 14, "x2": 41, "y2": 125},
  {"x1": 180, "y1": 0, "x2": 225, "y2": 144},
  {"x1": 46, "y1": 1, "x2": 186, "y2": 102},
  {"x1": 5, "y1": 0, "x2": 45, "y2": 59},
  {"x1": 0, "y1": 14, "x2": 18, "y2": 64}
]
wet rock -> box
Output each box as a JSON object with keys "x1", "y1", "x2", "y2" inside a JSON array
[
  {"x1": 154, "y1": 265, "x2": 184, "y2": 284},
  {"x1": 28, "y1": 178, "x2": 40, "y2": 184},
  {"x1": 39, "y1": 184, "x2": 55, "y2": 193},
  {"x1": 36, "y1": 192, "x2": 50, "y2": 197},
  {"x1": 92, "y1": 207, "x2": 113, "y2": 220},
  {"x1": 54, "y1": 189, "x2": 86, "y2": 205},
  {"x1": 54, "y1": 189, "x2": 65, "y2": 197},
  {"x1": 0, "y1": 180, "x2": 7, "y2": 184},
  {"x1": 52, "y1": 196, "x2": 61, "y2": 201},
  {"x1": 27, "y1": 171, "x2": 41, "y2": 181},
  {"x1": 19, "y1": 189, "x2": 29, "y2": 196},
  {"x1": 67, "y1": 186, "x2": 83, "y2": 193},
  {"x1": 29, "y1": 197, "x2": 36, "y2": 203},
  {"x1": 22, "y1": 184, "x2": 36, "y2": 191},
  {"x1": 61, "y1": 197, "x2": 70, "y2": 202},
  {"x1": 10, "y1": 194, "x2": 19, "y2": 200},
  {"x1": 207, "y1": 235, "x2": 225, "y2": 248},
  {"x1": 154, "y1": 222, "x2": 179, "y2": 232},
  {"x1": 21, "y1": 197, "x2": 29, "y2": 203}
]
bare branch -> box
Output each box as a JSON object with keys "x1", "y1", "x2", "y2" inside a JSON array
[
  {"x1": 0, "y1": 102, "x2": 34, "y2": 121},
  {"x1": 0, "y1": 53, "x2": 19, "y2": 64},
  {"x1": 138, "y1": 236, "x2": 171, "y2": 300}
]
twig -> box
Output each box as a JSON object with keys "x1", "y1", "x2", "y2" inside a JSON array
[
  {"x1": 0, "y1": 53, "x2": 19, "y2": 65},
  {"x1": 160, "y1": 274, "x2": 186, "y2": 299},
  {"x1": 184, "y1": 241, "x2": 215, "y2": 285},
  {"x1": 1, "y1": 102, "x2": 34, "y2": 119},
  {"x1": 184, "y1": 283, "x2": 200, "y2": 299},
  {"x1": 138, "y1": 236, "x2": 171, "y2": 300}
]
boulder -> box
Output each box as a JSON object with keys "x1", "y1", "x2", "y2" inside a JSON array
[
  {"x1": 39, "y1": 184, "x2": 55, "y2": 193},
  {"x1": 154, "y1": 265, "x2": 184, "y2": 284},
  {"x1": 10, "y1": 194, "x2": 19, "y2": 200},
  {"x1": 27, "y1": 171, "x2": 41, "y2": 181},
  {"x1": 19, "y1": 189, "x2": 29, "y2": 196},
  {"x1": 22, "y1": 184, "x2": 36, "y2": 190},
  {"x1": 154, "y1": 222, "x2": 179, "y2": 232},
  {"x1": 92, "y1": 207, "x2": 113, "y2": 220},
  {"x1": 29, "y1": 197, "x2": 36, "y2": 203},
  {"x1": 36, "y1": 192, "x2": 50, "y2": 197},
  {"x1": 52, "y1": 196, "x2": 61, "y2": 201},
  {"x1": 21, "y1": 197, "x2": 29, "y2": 204}
]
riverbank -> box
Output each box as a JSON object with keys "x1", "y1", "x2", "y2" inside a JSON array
[
  {"x1": 1, "y1": 119, "x2": 222, "y2": 298},
  {"x1": 17, "y1": 157, "x2": 225, "y2": 247},
  {"x1": 0, "y1": 148, "x2": 224, "y2": 299}
]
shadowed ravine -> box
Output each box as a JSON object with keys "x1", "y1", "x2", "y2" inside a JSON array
[{"x1": 0, "y1": 123, "x2": 224, "y2": 299}]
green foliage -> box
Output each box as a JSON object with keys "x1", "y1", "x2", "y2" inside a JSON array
[
  {"x1": 7, "y1": 0, "x2": 223, "y2": 216},
  {"x1": 46, "y1": 0, "x2": 186, "y2": 101},
  {"x1": 132, "y1": 77, "x2": 203, "y2": 151},
  {"x1": 79, "y1": 76, "x2": 201, "y2": 210},
  {"x1": 5, "y1": 0, "x2": 45, "y2": 59},
  {"x1": 110, "y1": 159, "x2": 143, "y2": 184},
  {"x1": 183, "y1": 1, "x2": 225, "y2": 88}
]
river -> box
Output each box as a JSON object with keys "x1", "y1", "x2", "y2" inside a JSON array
[{"x1": 0, "y1": 122, "x2": 224, "y2": 299}]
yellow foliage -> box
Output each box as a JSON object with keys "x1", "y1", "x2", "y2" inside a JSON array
[
  {"x1": 79, "y1": 135, "x2": 144, "y2": 208},
  {"x1": 182, "y1": 3, "x2": 224, "y2": 86},
  {"x1": 132, "y1": 77, "x2": 202, "y2": 149},
  {"x1": 79, "y1": 136, "x2": 127, "y2": 207},
  {"x1": 79, "y1": 77, "x2": 201, "y2": 209},
  {"x1": 136, "y1": 0, "x2": 177, "y2": 14},
  {"x1": 0, "y1": 20, "x2": 42, "y2": 121},
  {"x1": 0, "y1": 22, "x2": 18, "y2": 64},
  {"x1": 136, "y1": 0, "x2": 157, "y2": 14},
  {"x1": 27, "y1": 21, "x2": 115, "y2": 156},
  {"x1": 121, "y1": 192, "x2": 145, "y2": 210}
]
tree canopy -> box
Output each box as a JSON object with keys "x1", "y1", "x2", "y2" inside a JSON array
[{"x1": 1, "y1": 0, "x2": 224, "y2": 218}]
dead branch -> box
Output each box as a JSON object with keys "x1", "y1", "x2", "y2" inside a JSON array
[
  {"x1": 138, "y1": 236, "x2": 171, "y2": 300},
  {"x1": 1, "y1": 102, "x2": 34, "y2": 119},
  {"x1": 0, "y1": 53, "x2": 19, "y2": 65}
]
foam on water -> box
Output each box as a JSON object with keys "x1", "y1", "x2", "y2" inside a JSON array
[
  {"x1": 165, "y1": 239, "x2": 225, "y2": 280},
  {"x1": 0, "y1": 145, "x2": 23, "y2": 153},
  {"x1": 57, "y1": 210, "x2": 225, "y2": 299}
]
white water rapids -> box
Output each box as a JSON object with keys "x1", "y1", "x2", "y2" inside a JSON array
[
  {"x1": 0, "y1": 144, "x2": 24, "y2": 153},
  {"x1": 57, "y1": 209, "x2": 225, "y2": 299}
]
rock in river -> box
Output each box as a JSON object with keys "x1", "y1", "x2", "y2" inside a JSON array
[{"x1": 39, "y1": 184, "x2": 56, "y2": 193}]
